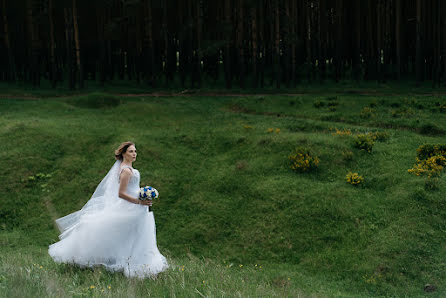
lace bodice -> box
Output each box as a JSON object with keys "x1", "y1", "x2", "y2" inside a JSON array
[{"x1": 119, "y1": 165, "x2": 140, "y2": 198}]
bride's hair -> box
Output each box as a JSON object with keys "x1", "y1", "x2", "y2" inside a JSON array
[{"x1": 115, "y1": 141, "x2": 135, "y2": 161}]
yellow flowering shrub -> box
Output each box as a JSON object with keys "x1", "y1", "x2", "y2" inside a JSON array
[
  {"x1": 408, "y1": 144, "x2": 446, "y2": 178},
  {"x1": 368, "y1": 131, "x2": 390, "y2": 142},
  {"x1": 353, "y1": 134, "x2": 375, "y2": 152},
  {"x1": 332, "y1": 128, "x2": 352, "y2": 136},
  {"x1": 416, "y1": 144, "x2": 446, "y2": 160},
  {"x1": 408, "y1": 155, "x2": 446, "y2": 178},
  {"x1": 346, "y1": 172, "x2": 364, "y2": 185},
  {"x1": 289, "y1": 147, "x2": 320, "y2": 172},
  {"x1": 266, "y1": 128, "x2": 281, "y2": 133}
]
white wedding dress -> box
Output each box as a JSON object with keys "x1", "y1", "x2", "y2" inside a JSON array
[{"x1": 48, "y1": 162, "x2": 169, "y2": 278}]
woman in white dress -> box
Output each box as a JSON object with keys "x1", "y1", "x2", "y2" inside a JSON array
[{"x1": 48, "y1": 141, "x2": 169, "y2": 278}]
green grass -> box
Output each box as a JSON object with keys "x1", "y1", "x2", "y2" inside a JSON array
[{"x1": 1, "y1": 88, "x2": 446, "y2": 297}]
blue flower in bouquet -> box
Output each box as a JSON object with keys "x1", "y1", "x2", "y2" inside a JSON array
[{"x1": 139, "y1": 186, "x2": 159, "y2": 200}]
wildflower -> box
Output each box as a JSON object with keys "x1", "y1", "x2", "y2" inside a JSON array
[
  {"x1": 346, "y1": 172, "x2": 364, "y2": 185},
  {"x1": 289, "y1": 147, "x2": 320, "y2": 172},
  {"x1": 108, "y1": 285, "x2": 111, "y2": 289},
  {"x1": 90, "y1": 285, "x2": 95, "y2": 289},
  {"x1": 332, "y1": 128, "x2": 352, "y2": 136},
  {"x1": 275, "y1": 128, "x2": 280, "y2": 133},
  {"x1": 39, "y1": 266, "x2": 43, "y2": 269},
  {"x1": 267, "y1": 128, "x2": 274, "y2": 133},
  {"x1": 288, "y1": 277, "x2": 291, "y2": 280}
]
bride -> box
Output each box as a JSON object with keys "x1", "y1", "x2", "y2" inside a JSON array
[{"x1": 48, "y1": 141, "x2": 169, "y2": 277}]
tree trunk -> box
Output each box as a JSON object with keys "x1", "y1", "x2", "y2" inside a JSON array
[
  {"x1": 415, "y1": 0, "x2": 423, "y2": 84},
  {"x1": 274, "y1": 0, "x2": 280, "y2": 88},
  {"x1": 48, "y1": 0, "x2": 57, "y2": 87},
  {"x1": 258, "y1": 0, "x2": 265, "y2": 88},
  {"x1": 251, "y1": 3, "x2": 257, "y2": 88},
  {"x1": 433, "y1": 0, "x2": 441, "y2": 87},
  {"x1": 353, "y1": 0, "x2": 361, "y2": 81},
  {"x1": 376, "y1": 0, "x2": 383, "y2": 82},
  {"x1": 145, "y1": 0, "x2": 155, "y2": 86},
  {"x1": 238, "y1": 0, "x2": 245, "y2": 88},
  {"x1": 334, "y1": 0, "x2": 343, "y2": 82},
  {"x1": 318, "y1": 0, "x2": 326, "y2": 83},
  {"x1": 305, "y1": 0, "x2": 313, "y2": 82},
  {"x1": 72, "y1": 0, "x2": 83, "y2": 88},
  {"x1": 196, "y1": 0, "x2": 203, "y2": 88},
  {"x1": 135, "y1": 1, "x2": 143, "y2": 84},
  {"x1": 442, "y1": 0, "x2": 446, "y2": 86},
  {"x1": 1, "y1": 0, "x2": 16, "y2": 82},
  {"x1": 26, "y1": 0, "x2": 40, "y2": 86},
  {"x1": 64, "y1": 8, "x2": 75, "y2": 90},
  {"x1": 224, "y1": 0, "x2": 232, "y2": 89},
  {"x1": 395, "y1": 0, "x2": 401, "y2": 80},
  {"x1": 162, "y1": 0, "x2": 171, "y2": 85}
]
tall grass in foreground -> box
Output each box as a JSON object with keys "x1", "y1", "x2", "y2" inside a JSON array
[{"x1": 1, "y1": 247, "x2": 359, "y2": 298}]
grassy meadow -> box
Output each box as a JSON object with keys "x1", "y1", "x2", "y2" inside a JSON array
[{"x1": 1, "y1": 85, "x2": 446, "y2": 297}]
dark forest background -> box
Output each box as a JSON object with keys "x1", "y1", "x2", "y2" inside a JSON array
[{"x1": 1, "y1": 0, "x2": 445, "y2": 90}]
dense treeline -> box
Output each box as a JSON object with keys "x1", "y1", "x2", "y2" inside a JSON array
[{"x1": 1, "y1": 0, "x2": 445, "y2": 89}]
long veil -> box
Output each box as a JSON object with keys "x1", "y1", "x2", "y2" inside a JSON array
[{"x1": 55, "y1": 160, "x2": 122, "y2": 239}]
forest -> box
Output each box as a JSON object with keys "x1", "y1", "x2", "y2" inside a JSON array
[{"x1": 1, "y1": 0, "x2": 445, "y2": 89}]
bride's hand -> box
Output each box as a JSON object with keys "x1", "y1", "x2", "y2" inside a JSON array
[{"x1": 138, "y1": 200, "x2": 152, "y2": 206}]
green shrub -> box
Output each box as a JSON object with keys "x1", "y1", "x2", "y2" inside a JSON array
[
  {"x1": 346, "y1": 172, "x2": 364, "y2": 186},
  {"x1": 438, "y1": 102, "x2": 446, "y2": 113},
  {"x1": 368, "y1": 131, "x2": 390, "y2": 142},
  {"x1": 353, "y1": 134, "x2": 375, "y2": 152},
  {"x1": 425, "y1": 178, "x2": 440, "y2": 191},
  {"x1": 360, "y1": 107, "x2": 375, "y2": 119},
  {"x1": 289, "y1": 147, "x2": 320, "y2": 172},
  {"x1": 369, "y1": 100, "x2": 378, "y2": 108},
  {"x1": 418, "y1": 123, "x2": 444, "y2": 136},
  {"x1": 69, "y1": 92, "x2": 121, "y2": 109},
  {"x1": 416, "y1": 144, "x2": 446, "y2": 160},
  {"x1": 313, "y1": 100, "x2": 325, "y2": 108},
  {"x1": 342, "y1": 150, "x2": 354, "y2": 162}
]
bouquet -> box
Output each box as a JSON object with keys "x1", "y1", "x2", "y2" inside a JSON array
[{"x1": 139, "y1": 186, "x2": 159, "y2": 212}]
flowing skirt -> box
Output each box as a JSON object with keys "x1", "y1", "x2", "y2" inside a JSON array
[{"x1": 48, "y1": 200, "x2": 169, "y2": 278}]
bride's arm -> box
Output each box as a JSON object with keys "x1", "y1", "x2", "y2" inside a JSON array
[{"x1": 118, "y1": 168, "x2": 151, "y2": 206}]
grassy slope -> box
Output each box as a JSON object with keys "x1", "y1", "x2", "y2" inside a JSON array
[{"x1": 1, "y1": 89, "x2": 446, "y2": 297}]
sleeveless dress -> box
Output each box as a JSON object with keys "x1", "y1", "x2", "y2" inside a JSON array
[{"x1": 48, "y1": 165, "x2": 169, "y2": 278}]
